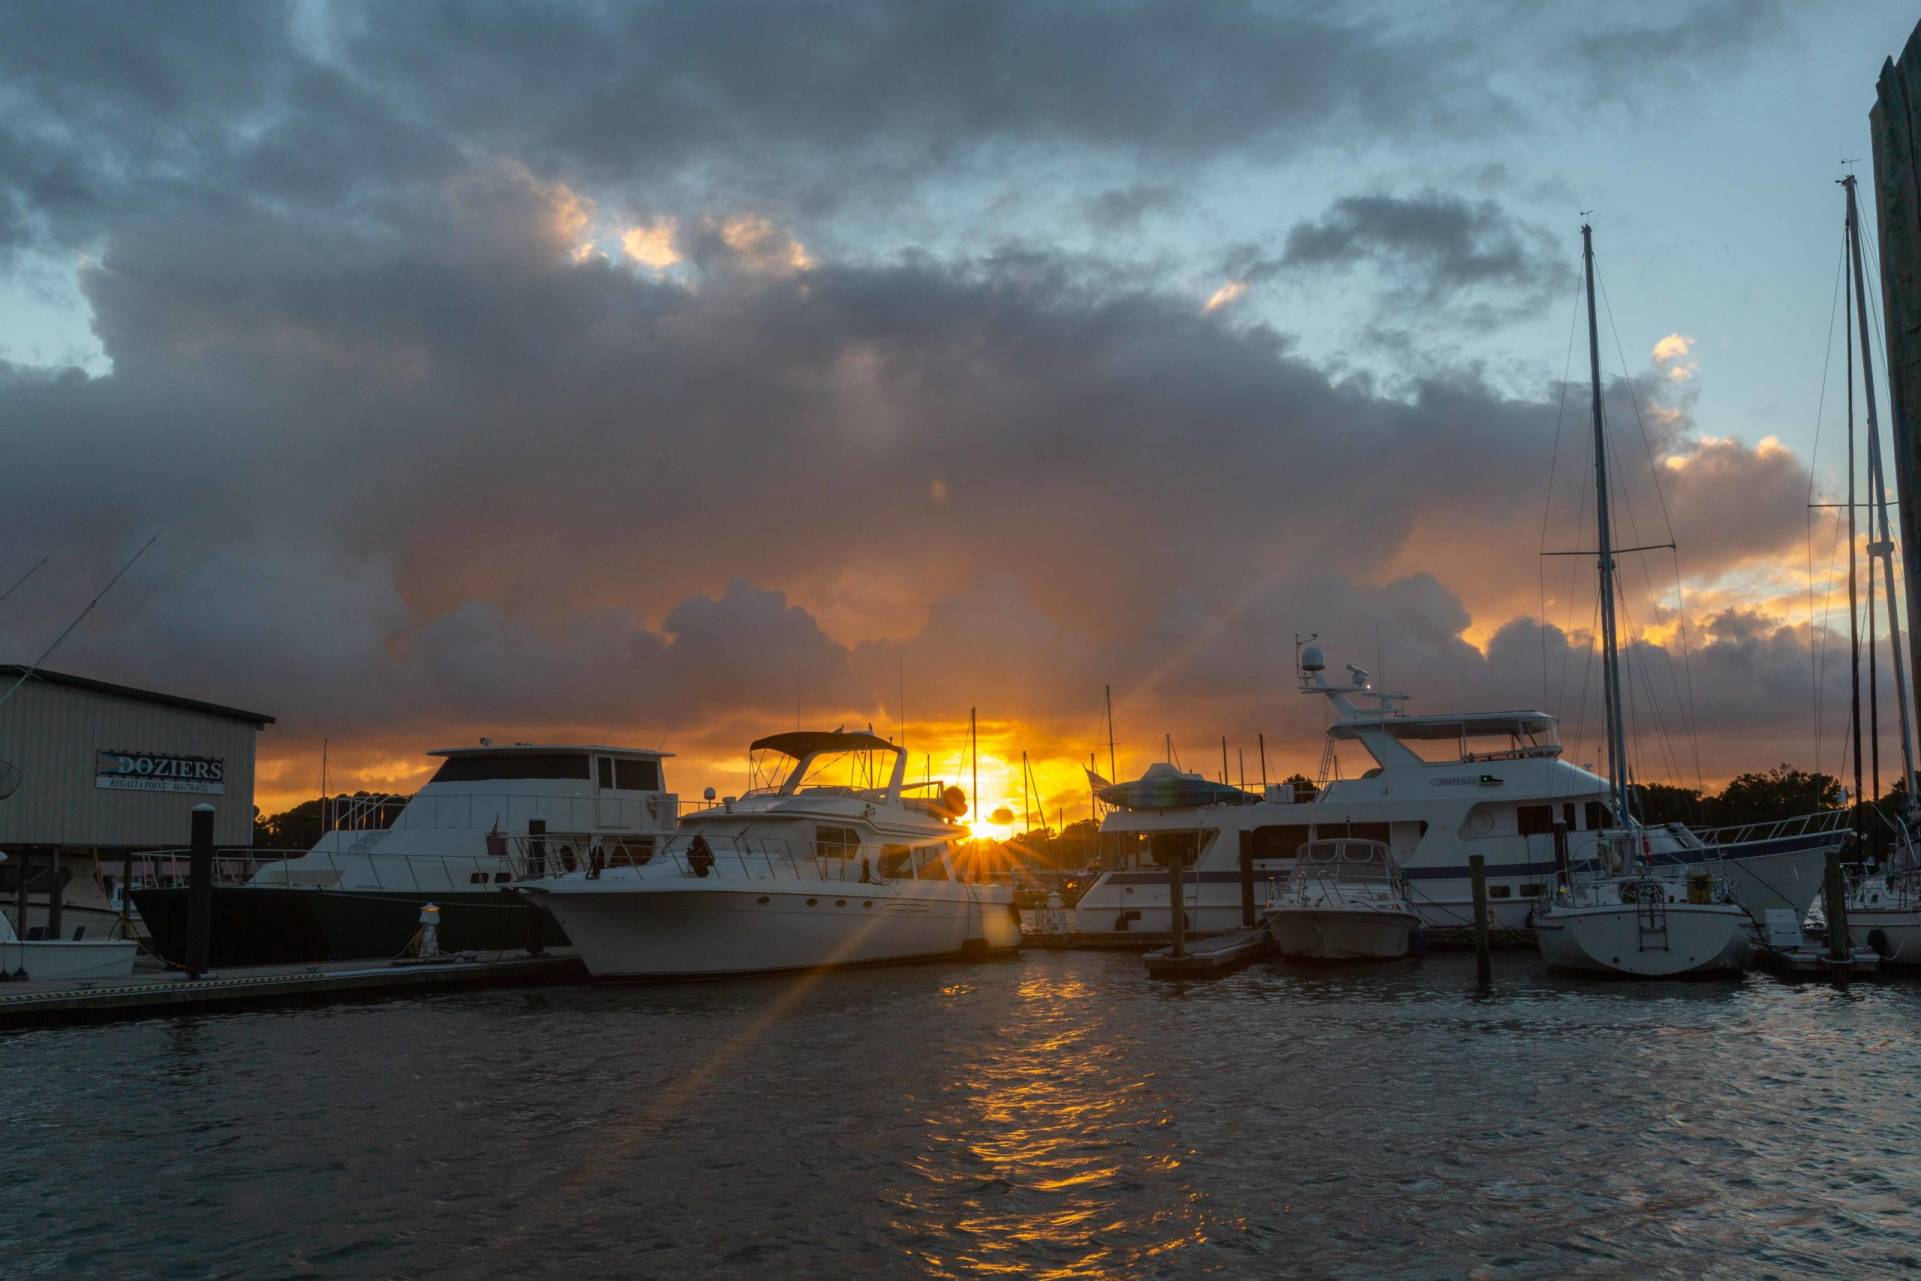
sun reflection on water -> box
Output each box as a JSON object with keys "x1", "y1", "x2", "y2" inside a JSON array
[{"x1": 887, "y1": 973, "x2": 1221, "y2": 1279}]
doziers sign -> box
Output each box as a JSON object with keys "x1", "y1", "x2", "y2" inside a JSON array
[{"x1": 95, "y1": 749, "x2": 226, "y2": 795}]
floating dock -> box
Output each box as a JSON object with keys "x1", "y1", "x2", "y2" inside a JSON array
[
  {"x1": 1144, "y1": 926, "x2": 1273, "y2": 978},
  {"x1": 0, "y1": 950, "x2": 586, "y2": 1029}
]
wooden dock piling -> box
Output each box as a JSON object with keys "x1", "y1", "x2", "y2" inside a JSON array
[{"x1": 1470, "y1": 854, "x2": 1490, "y2": 988}]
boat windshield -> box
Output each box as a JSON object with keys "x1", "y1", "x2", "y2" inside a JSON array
[
  {"x1": 746, "y1": 746, "x2": 901, "y2": 797},
  {"x1": 1291, "y1": 839, "x2": 1398, "y2": 886}
]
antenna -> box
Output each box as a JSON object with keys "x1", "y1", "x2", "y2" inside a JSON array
[
  {"x1": 0, "y1": 554, "x2": 49, "y2": 612},
  {"x1": 0, "y1": 531, "x2": 162, "y2": 713}
]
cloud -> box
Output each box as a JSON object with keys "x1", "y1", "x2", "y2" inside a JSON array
[
  {"x1": 1247, "y1": 188, "x2": 1566, "y2": 328},
  {"x1": 0, "y1": 0, "x2": 1852, "y2": 808}
]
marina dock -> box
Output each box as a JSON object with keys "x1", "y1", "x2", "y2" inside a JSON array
[{"x1": 0, "y1": 950, "x2": 585, "y2": 1029}]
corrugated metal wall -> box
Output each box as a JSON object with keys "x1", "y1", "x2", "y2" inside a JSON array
[{"x1": 0, "y1": 681, "x2": 263, "y2": 847}]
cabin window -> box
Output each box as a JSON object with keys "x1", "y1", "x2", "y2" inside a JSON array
[
  {"x1": 431, "y1": 753, "x2": 591, "y2": 783},
  {"x1": 598, "y1": 756, "x2": 615, "y2": 789},
  {"x1": 1516, "y1": 805, "x2": 1555, "y2": 836},
  {"x1": 1247, "y1": 825, "x2": 1313, "y2": 861},
  {"x1": 1487, "y1": 884, "x2": 1513, "y2": 898},
  {"x1": 1312, "y1": 822, "x2": 1390, "y2": 845},
  {"x1": 1517, "y1": 884, "x2": 1542, "y2": 898},
  {"x1": 878, "y1": 845, "x2": 911, "y2": 878},
  {"x1": 1149, "y1": 830, "x2": 1206, "y2": 868},
  {"x1": 468, "y1": 872, "x2": 490, "y2": 885},
  {"x1": 493, "y1": 871, "x2": 512, "y2": 883},
  {"x1": 1584, "y1": 801, "x2": 1608, "y2": 832},
  {"x1": 615, "y1": 758, "x2": 660, "y2": 791},
  {"x1": 816, "y1": 826, "x2": 861, "y2": 859}
]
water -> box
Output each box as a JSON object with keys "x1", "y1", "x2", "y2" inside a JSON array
[{"x1": 6, "y1": 952, "x2": 1920, "y2": 1279}]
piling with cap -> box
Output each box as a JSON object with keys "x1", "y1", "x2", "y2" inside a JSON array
[
  {"x1": 1470, "y1": 854, "x2": 1490, "y2": 988},
  {"x1": 1166, "y1": 845, "x2": 1186, "y2": 960},
  {"x1": 186, "y1": 803, "x2": 216, "y2": 980},
  {"x1": 1824, "y1": 851, "x2": 1851, "y2": 964}
]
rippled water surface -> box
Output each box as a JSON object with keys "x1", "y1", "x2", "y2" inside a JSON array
[{"x1": 7, "y1": 952, "x2": 1921, "y2": 1279}]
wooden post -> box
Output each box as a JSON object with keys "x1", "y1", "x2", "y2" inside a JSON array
[
  {"x1": 1238, "y1": 832, "x2": 1256, "y2": 929},
  {"x1": 14, "y1": 848, "x2": 28, "y2": 939},
  {"x1": 121, "y1": 849, "x2": 134, "y2": 941},
  {"x1": 1167, "y1": 846, "x2": 1186, "y2": 959},
  {"x1": 1825, "y1": 850, "x2": 1852, "y2": 963},
  {"x1": 47, "y1": 847, "x2": 63, "y2": 941},
  {"x1": 186, "y1": 804, "x2": 215, "y2": 979},
  {"x1": 1470, "y1": 854, "x2": 1491, "y2": 988}
]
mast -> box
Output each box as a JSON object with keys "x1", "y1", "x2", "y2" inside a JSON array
[
  {"x1": 1847, "y1": 214, "x2": 1865, "y2": 829},
  {"x1": 1847, "y1": 174, "x2": 1920, "y2": 808},
  {"x1": 1583, "y1": 224, "x2": 1633, "y2": 823}
]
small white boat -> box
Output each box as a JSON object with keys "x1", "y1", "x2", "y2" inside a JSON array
[
  {"x1": 1534, "y1": 869, "x2": 1752, "y2": 978},
  {"x1": 1, "y1": 861, "x2": 137, "y2": 981},
  {"x1": 520, "y1": 729, "x2": 1020, "y2": 978},
  {"x1": 1267, "y1": 838, "x2": 1421, "y2": 959},
  {"x1": 1849, "y1": 863, "x2": 1921, "y2": 964}
]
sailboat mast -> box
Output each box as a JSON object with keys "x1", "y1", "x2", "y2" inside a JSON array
[
  {"x1": 1583, "y1": 224, "x2": 1632, "y2": 822},
  {"x1": 1847, "y1": 175, "x2": 1920, "y2": 806},
  {"x1": 1846, "y1": 214, "x2": 1865, "y2": 828}
]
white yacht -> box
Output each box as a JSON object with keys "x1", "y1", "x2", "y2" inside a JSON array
[
  {"x1": 520, "y1": 730, "x2": 1021, "y2": 978},
  {"x1": 1535, "y1": 857, "x2": 1753, "y2": 978},
  {"x1": 0, "y1": 854, "x2": 137, "y2": 980},
  {"x1": 1267, "y1": 838, "x2": 1422, "y2": 960},
  {"x1": 132, "y1": 742, "x2": 678, "y2": 966},
  {"x1": 1073, "y1": 649, "x2": 1841, "y2": 946},
  {"x1": 1848, "y1": 829, "x2": 1921, "y2": 964}
]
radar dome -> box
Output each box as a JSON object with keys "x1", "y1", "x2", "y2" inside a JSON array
[{"x1": 1300, "y1": 645, "x2": 1325, "y2": 672}]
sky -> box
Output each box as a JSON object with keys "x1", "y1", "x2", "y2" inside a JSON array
[{"x1": 2, "y1": 1, "x2": 1918, "y2": 829}]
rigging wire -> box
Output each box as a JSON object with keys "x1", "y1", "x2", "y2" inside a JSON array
[
  {"x1": 1540, "y1": 268, "x2": 1587, "y2": 710},
  {"x1": 1804, "y1": 236, "x2": 1847, "y2": 764},
  {"x1": 1595, "y1": 268, "x2": 1703, "y2": 793}
]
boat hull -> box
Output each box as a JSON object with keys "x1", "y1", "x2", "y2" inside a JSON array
[
  {"x1": 528, "y1": 882, "x2": 1019, "y2": 977},
  {"x1": 302, "y1": 888, "x2": 569, "y2": 959},
  {"x1": 1535, "y1": 904, "x2": 1752, "y2": 977},
  {"x1": 1849, "y1": 908, "x2": 1921, "y2": 965},
  {"x1": 0, "y1": 939, "x2": 138, "y2": 982},
  {"x1": 132, "y1": 886, "x2": 333, "y2": 968},
  {"x1": 1269, "y1": 908, "x2": 1419, "y2": 960}
]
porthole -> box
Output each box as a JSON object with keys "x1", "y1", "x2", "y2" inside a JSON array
[
  {"x1": 757, "y1": 896, "x2": 770, "y2": 905},
  {"x1": 835, "y1": 899, "x2": 847, "y2": 907},
  {"x1": 863, "y1": 900, "x2": 873, "y2": 908},
  {"x1": 806, "y1": 897, "x2": 819, "y2": 906}
]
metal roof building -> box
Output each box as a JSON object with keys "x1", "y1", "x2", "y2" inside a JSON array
[{"x1": 0, "y1": 666, "x2": 273, "y2": 850}]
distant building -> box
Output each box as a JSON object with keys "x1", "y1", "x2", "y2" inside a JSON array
[{"x1": 0, "y1": 666, "x2": 273, "y2": 939}]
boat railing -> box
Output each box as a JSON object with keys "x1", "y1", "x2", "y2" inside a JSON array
[
  {"x1": 504, "y1": 831, "x2": 955, "y2": 886},
  {"x1": 1689, "y1": 808, "x2": 1852, "y2": 849},
  {"x1": 126, "y1": 848, "x2": 302, "y2": 891}
]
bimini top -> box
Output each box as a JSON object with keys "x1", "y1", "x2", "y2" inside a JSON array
[
  {"x1": 1099, "y1": 761, "x2": 1256, "y2": 811},
  {"x1": 1326, "y1": 710, "x2": 1557, "y2": 742},
  {"x1": 748, "y1": 730, "x2": 899, "y2": 759}
]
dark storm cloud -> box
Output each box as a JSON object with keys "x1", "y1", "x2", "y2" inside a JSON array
[
  {"x1": 0, "y1": 0, "x2": 1838, "y2": 789},
  {"x1": 1570, "y1": 0, "x2": 1789, "y2": 100},
  {"x1": 1230, "y1": 188, "x2": 1565, "y2": 328}
]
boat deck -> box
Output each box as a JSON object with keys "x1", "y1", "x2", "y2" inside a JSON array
[
  {"x1": 1143, "y1": 927, "x2": 1274, "y2": 978},
  {"x1": 0, "y1": 949, "x2": 586, "y2": 1029}
]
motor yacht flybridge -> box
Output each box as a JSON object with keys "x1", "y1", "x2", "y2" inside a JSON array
[
  {"x1": 1074, "y1": 645, "x2": 1844, "y2": 946},
  {"x1": 519, "y1": 729, "x2": 1020, "y2": 977},
  {"x1": 134, "y1": 742, "x2": 679, "y2": 966}
]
